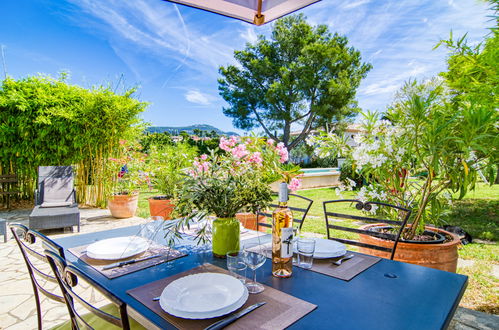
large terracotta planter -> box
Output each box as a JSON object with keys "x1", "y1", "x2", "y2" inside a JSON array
[
  {"x1": 148, "y1": 196, "x2": 174, "y2": 220},
  {"x1": 359, "y1": 224, "x2": 461, "y2": 273},
  {"x1": 235, "y1": 212, "x2": 268, "y2": 232},
  {"x1": 108, "y1": 193, "x2": 139, "y2": 219},
  {"x1": 212, "y1": 217, "x2": 240, "y2": 258}
]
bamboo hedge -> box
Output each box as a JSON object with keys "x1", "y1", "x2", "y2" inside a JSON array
[{"x1": 0, "y1": 74, "x2": 146, "y2": 207}]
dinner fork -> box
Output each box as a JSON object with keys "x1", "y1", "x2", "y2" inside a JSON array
[{"x1": 332, "y1": 254, "x2": 355, "y2": 266}]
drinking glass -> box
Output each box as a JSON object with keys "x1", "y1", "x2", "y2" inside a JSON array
[
  {"x1": 137, "y1": 222, "x2": 161, "y2": 247},
  {"x1": 242, "y1": 243, "x2": 266, "y2": 294},
  {"x1": 226, "y1": 250, "x2": 247, "y2": 284},
  {"x1": 297, "y1": 238, "x2": 315, "y2": 269}
]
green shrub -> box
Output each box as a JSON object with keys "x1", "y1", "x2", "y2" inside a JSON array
[
  {"x1": 0, "y1": 74, "x2": 146, "y2": 206},
  {"x1": 339, "y1": 160, "x2": 364, "y2": 189}
]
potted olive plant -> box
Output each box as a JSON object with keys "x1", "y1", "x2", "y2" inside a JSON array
[
  {"x1": 308, "y1": 79, "x2": 497, "y2": 272},
  {"x1": 147, "y1": 143, "x2": 197, "y2": 219}
]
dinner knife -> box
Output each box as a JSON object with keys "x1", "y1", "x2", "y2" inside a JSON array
[
  {"x1": 102, "y1": 254, "x2": 162, "y2": 270},
  {"x1": 204, "y1": 302, "x2": 266, "y2": 330}
]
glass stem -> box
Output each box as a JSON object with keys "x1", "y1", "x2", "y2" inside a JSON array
[{"x1": 253, "y1": 269, "x2": 257, "y2": 284}]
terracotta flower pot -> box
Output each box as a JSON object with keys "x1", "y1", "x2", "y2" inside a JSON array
[
  {"x1": 359, "y1": 224, "x2": 461, "y2": 272},
  {"x1": 108, "y1": 193, "x2": 139, "y2": 219},
  {"x1": 235, "y1": 212, "x2": 268, "y2": 232},
  {"x1": 148, "y1": 197, "x2": 174, "y2": 220}
]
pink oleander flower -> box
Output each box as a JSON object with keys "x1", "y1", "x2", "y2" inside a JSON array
[
  {"x1": 200, "y1": 154, "x2": 208, "y2": 160},
  {"x1": 231, "y1": 144, "x2": 249, "y2": 159},
  {"x1": 288, "y1": 177, "x2": 302, "y2": 191},
  {"x1": 248, "y1": 152, "x2": 263, "y2": 165},
  {"x1": 267, "y1": 138, "x2": 275, "y2": 145},
  {"x1": 219, "y1": 136, "x2": 239, "y2": 152},
  {"x1": 119, "y1": 139, "x2": 127, "y2": 145},
  {"x1": 201, "y1": 161, "x2": 210, "y2": 172},
  {"x1": 276, "y1": 142, "x2": 289, "y2": 163},
  {"x1": 219, "y1": 137, "x2": 231, "y2": 151}
]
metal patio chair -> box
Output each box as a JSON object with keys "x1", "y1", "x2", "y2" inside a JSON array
[
  {"x1": 257, "y1": 193, "x2": 314, "y2": 232},
  {"x1": 10, "y1": 223, "x2": 66, "y2": 330},
  {"x1": 323, "y1": 200, "x2": 411, "y2": 260},
  {"x1": 45, "y1": 250, "x2": 145, "y2": 330},
  {"x1": 29, "y1": 166, "x2": 80, "y2": 232}
]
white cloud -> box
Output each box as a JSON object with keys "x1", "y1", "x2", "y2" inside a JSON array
[
  {"x1": 240, "y1": 27, "x2": 258, "y2": 44},
  {"x1": 185, "y1": 89, "x2": 213, "y2": 105},
  {"x1": 67, "y1": 0, "x2": 238, "y2": 82},
  {"x1": 300, "y1": 0, "x2": 490, "y2": 112},
  {"x1": 362, "y1": 82, "x2": 400, "y2": 96},
  {"x1": 342, "y1": 0, "x2": 371, "y2": 10}
]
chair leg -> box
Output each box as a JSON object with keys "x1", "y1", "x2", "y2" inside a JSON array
[
  {"x1": 2, "y1": 222, "x2": 7, "y2": 243},
  {"x1": 33, "y1": 289, "x2": 43, "y2": 330}
]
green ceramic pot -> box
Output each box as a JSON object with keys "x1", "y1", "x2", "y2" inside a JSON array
[{"x1": 212, "y1": 217, "x2": 240, "y2": 258}]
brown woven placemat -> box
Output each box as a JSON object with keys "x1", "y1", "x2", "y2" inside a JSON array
[
  {"x1": 254, "y1": 243, "x2": 380, "y2": 281},
  {"x1": 305, "y1": 251, "x2": 381, "y2": 281},
  {"x1": 127, "y1": 263, "x2": 317, "y2": 330},
  {"x1": 68, "y1": 241, "x2": 187, "y2": 279}
]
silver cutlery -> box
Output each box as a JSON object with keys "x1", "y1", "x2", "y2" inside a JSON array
[
  {"x1": 204, "y1": 302, "x2": 266, "y2": 330},
  {"x1": 153, "y1": 296, "x2": 160, "y2": 301},
  {"x1": 102, "y1": 254, "x2": 162, "y2": 270},
  {"x1": 332, "y1": 254, "x2": 355, "y2": 266}
]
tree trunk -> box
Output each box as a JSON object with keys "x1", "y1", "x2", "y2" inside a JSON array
[{"x1": 283, "y1": 121, "x2": 290, "y2": 147}]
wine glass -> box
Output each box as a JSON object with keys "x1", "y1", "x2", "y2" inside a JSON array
[{"x1": 243, "y1": 243, "x2": 266, "y2": 294}]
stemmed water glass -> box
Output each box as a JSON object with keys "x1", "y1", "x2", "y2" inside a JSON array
[{"x1": 243, "y1": 243, "x2": 266, "y2": 294}]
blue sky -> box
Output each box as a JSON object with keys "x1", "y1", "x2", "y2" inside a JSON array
[{"x1": 0, "y1": 0, "x2": 493, "y2": 134}]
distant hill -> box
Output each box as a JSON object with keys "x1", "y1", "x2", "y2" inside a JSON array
[{"x1": 146, "y1": 124, "x2": 239, "y2": 136}]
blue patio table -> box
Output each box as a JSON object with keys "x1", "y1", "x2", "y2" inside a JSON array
[{"x1": 55, "y1": 223, "x2": 467, "y2": 330}]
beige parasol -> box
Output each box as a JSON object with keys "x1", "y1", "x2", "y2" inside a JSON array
[{"x1": 163, "y1": 0, "x2": 321, "y2": 25}]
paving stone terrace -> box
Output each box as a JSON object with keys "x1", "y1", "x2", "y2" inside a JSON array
[{"x1": 0, "y1": 208, "x2": 497, "y2": 330}]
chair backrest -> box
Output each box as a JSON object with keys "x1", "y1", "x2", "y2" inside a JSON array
[
  {"x1": 257, "y1": 193, "x2": 314, "y2": 231},
  {"x1": 37, "y1": 166, "x2": 75, "y2": 206},
  {"x1": 322, "y1": 200, "x2": 411, "y2": 260},
  {"x1": 9, "y1": 224, "x2": 66, "y2": 314},
  {"x1": 45, "y1": 250, "x2": 131, "y2": 330}
]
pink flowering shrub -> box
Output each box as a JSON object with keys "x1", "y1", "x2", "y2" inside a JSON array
[{"x1": 175, "y1": 136, "x2": 303, "y2": 222}]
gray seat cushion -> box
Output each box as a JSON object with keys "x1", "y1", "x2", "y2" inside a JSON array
[{"x1": 30, "y1": 205, "x2": 79, "y2": 218}]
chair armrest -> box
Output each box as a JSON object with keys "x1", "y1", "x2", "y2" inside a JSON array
[
  {"x1": 72, "y1": 189, "x2": 78, "y2": 205},
  {"x1": 34, "y1": 189, "x2": 41, "y2": 206}
]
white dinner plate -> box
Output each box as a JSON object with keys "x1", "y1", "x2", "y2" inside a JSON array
[
  {"x1": 295, "y1": 238, "x2": 346, "y2": 259},
  {"x1": 313, "y1": 238, "x2": 346, "y2": 258},
  {"x1": 159, "y1": 273, "x2": 248, "y2": 319},
  {"x1": 86, "y1": 236, "x2": 148, "y2": 260}
]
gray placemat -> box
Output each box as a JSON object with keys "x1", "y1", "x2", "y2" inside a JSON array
[
  {"x1": 127, "y1": 263, "x2": 317, "y2": 330},
  {"x1": 68, "y1": 241, "x2": 187, "y2": 279}
]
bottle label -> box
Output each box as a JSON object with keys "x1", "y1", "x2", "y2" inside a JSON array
[{"x1": 281, "y1": 227, "x2": 294, "y2": 258}]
